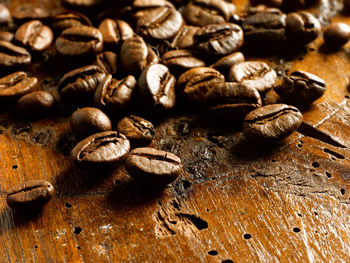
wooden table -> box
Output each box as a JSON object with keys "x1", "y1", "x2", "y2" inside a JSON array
[{"x1": 0, "y1": 0, "x2": 350, "y2": 262}]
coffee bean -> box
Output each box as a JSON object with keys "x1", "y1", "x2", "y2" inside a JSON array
[
  {"x1": 15, "y1": 20, "x2": 54, "y2": 52},
  {"x1": 98, "y1": 19, "x2": 134, "y2": 49},
  {"x1": 70, "y1": 107, "x2": 112, "y2": 139},
  {"x1": 205, "y1": 82, "x2": 262, "y2": 120},
  {"x1": 7, "y1": 180, "x2": 54, "y2": 209},
  {"x1": 71, "y1": 131, "x2": 130, "y2": 169},
  {"x1": 136, "y1": 7, "x2": 183, "y2": 41},
  {"x1": 161, "y1": 49, "x2": 205, "y2": 75},
  {"x1": 229, "y1": 61, "x2": 278, "y2": 93},
  {"x1": 120, "y1": 36, "x2": 159, "y2": 76},
  {"x1": 94, "y1": 51, "x2": 118, "y2": 75},
  {"x1": 138, "y1": 64, "x2": 176, "y2": 110},
  {"x1": 58, "y1": 65, "x2": 106, "y2": 103},
  {"x1": 0, "y1": 71, "x2": 38, "y2": 100},
  {"x1": 132, "y1": 0, "x2": 174, "y2": 21},
  {"x1": 183, "y1": 0, "x2": 235, "y2": 27},
  {"x1": 117, "y1": 115, "x2": 155, "y2": 147},
  {"x1": 242, "y1": 11, "x2": 286, "y2": 48},
  {"x1": 62, "y1": 0, "x2": 105, "y2": 8},
  {"x1": 16, "y1": 91, "x2": 55, "y2": 118},
  {"x1": 323, "y1": 22, "x2": 350, "y2": 49},
  {"x1": 210, "y1": 52, "x2": 245, "y2": 76},
  {"x1": 55, "y1": 26, "x2": 103, "y2": 57},
  {"x1": 0, "y1": 40, "x2": 31, "y2": 67},
  {"x1": 0, "y1": 31, "x2": 14, "y2": 42},
  {"x1": 94, "y1": 74, "x2": 137, "y2": 110},
  {"x1": 12, "y1": 4, "x2": 51, "y2": 22},
  {"x1": 286, "y1": 12, "x2": 321, "y2": 45},
  {"x1": 0, "y1": 4, "x2": 11, "y2": 24},
  {"x1": 177, "y1": 67, "x2": 225, "y2": 103},
  {"x1": 243, "y1": 104, "x2": 303, "y2": 141},
  {"x1": 275, "y1": 71, "x2": 326, "y2": 105},
  {"x1": 169, "y1": 25, "x2": 200, "y2": 50},
  {"x1": 194, "y1": 23, "x2": 244, "y2": 57},
  {"x1": 125, "y1": 147, "x2": 182, "y2": 186},
  {"x1": 250, "y1": 0, "x2": 282, "y2": 8},
  {"x1": 52, "y1": 11, "x2": 92, "y2": 34}
]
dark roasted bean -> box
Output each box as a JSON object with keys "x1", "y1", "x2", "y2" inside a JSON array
[
  {"x1": 117, "y1": 115, "x2": 155, "y2": 147},
  {"x1": 169, "y1": 25, "x2": 200, "y2": 50},
  {"x1": 323, "y1": 23, "x2": 350, "y2": 49},
  {"x1": 243, "y1": 104, "x2": 303, "y2": 141},
  {"x1": 58, "y1": 65, "x2": 106, "y2": 103},
  {"x1": 161, "y1": 50, "x2": 205, "y2": 75},
  {"x1": 7, "y1": 180, "x2": 54, "y2": 209},
  {"x1": 0, "y1": 4, "x2": 11, "y2": 24},
  {"x1": 71, "y1": 131, "x2": 130, "y2": 169},
  {"x1": 183, "y1": 0, "x2": 235, "y2": 26},
  {"x1": 98, "y1": 19, "x2": 133, "y2": 49},
  {"x1": 70, "y1": 107, "x2": 112, "y2": 139},
  {"x1": 0, "y1": 40, "x2": 31, "y2": 67},
  {"x1": 16, "y1": 91, "x2": 55, "y2": 118},
  {"x1": 177, "y1": 67, "x2": 225, "y2": 103},
  {"x1": 52, "y1": 11, "x2": 92, "y2": 34},
  {"x1": 138, "y1": 64, "x2": 176, "y2": 110},
  {"x1": 210, "y1": 52, "x2": 245, "y2": 76},
  {"x1": 205, "y1": 82, "x2": 262, "y2": 120},
  {"x1": 125, "y1": 147, "x2": 182, "y2": 186},
  {"x1": 94, "y1": 74, "x2": 137, "y2": 110},
  {"x1": 286, "y1": 12, "x2": 321, "y2": 45},
  {"x1": 194, "y1": 23, "x2": 244, "y2": 57},
  {"x1": 0, "y1": 72, "x2": 38, "y2": 100},
  {"x1": 15, "y1": 20, "x2": 54, "y2": 52},
  {"x1": 55, "y1": 26, "x2": 103, "y2": 57},
  {"x1": 94, "y1": 51, "x2": 118, "y2": 75},
  {"x1": 229, "y1": 61, "x2": 278, "y2": 93},
  {"x1": 275, "y1": 71, "x2": 326, "y2": 105}
]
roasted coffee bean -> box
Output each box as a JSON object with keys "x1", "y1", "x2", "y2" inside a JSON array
[
  {"x1": 70, "y1": 107, "x2": 112, "y2": 139},
  {"x1": 52, "y1": 11, "x2": 92, "y2": 34},
  {"x1": 169, "y1": 25, "x2": 200, "y2": 50},
  {"x1": 94, "y1": 74, "x2": 137, "y2": 110},
  {"x1": 7, "y1": 180, "x2": 54, "y2": 209},
  {"x1": 12, "y1": 4, "x2": 51, "y2": 22},
  {"x1": 229, "y1": 61, "x2": 278, "y2": 93},
  {"x1": 323, "y1": 23, "x2": 350, "y2": 49},
  {"x1": 286, "y1": 12, "x2": 321, "y2": 45},
  {"x1": 177, "y1": 67, "x2": 225, "y2": 102},
  {"x1": 0, "y1": 4, "x2": 11, "y2": 24},
  {"x1": 161, "y1": 50, "x2": 205, "y2": 75},
  {"x1": 62, "y1": 0, "x2": 105, "y2": 8},
  {"x1": 183, "y1": 0, "x2": 235, "y2": 26},
  {"x1": 0, "y1": 31, "x2": 14, "y2": 42},
  {"x1": 138, "y1": 64, "x2": 176, "y2": 110},
  {"x1": 71, "y1": 131, "x2": 130, "y2": 169},
  {"x1": 55, "y1": 26, "x2": 103, "y2": 57},
  {"x1": 16, "y1": 91, "x2": 55, "y2": 118},
  {"x1": 120, "y1": 36, "x2": 158, "y2": 76},
  {"x1": 275, "y1": 71, "x2": 326, "y2": 105},
  {"x1": 0, "y1": 40, "x2": 31, "y2": 67},
  {"x1": 58, "y1": 65, "x2": 106, "y2": 103},
  {"x1": 125, "y1": 147, "x2": 182, "y2": 186},
  {"x1": 0, "y1": 72, "x2": 38, "y2": 100},
  {"x1": 242, "y1": 11, "x2": 286, "y2": 48},
  {"x1": 117, "y1": 115, "x2": 155, "y2": 147},
  {"x1": 98, "y1": 19, "x2": 133, "y2": 49},
  {"x1": 250, "y1": 0, "x2": 282, "y2": 8},
  {"x1": 210, "y1": 52, "x2": 245, "y2": 76},
  {"x1": 132, "y1": 0, "x2": 174, "y2": 20},
  {"x1": 15, "y1": 20, "x2": 54, "y2": 52},
  {"x1": 94, "y1": 51, "x2": 118, "y2": 75},
  {"x1": 243, "y1": 104, "x2": 303, "y2": 141},
  {"x1": 194, "y1": 23, "x2": 244, "y2": 57},
  {"x1": 205, "y1": 82, "x2": 262, "y2": 120}
]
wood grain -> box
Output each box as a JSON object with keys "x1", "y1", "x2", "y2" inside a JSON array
[{"x1": 0, "y1": 0, "x2": 350, "y2": 262}]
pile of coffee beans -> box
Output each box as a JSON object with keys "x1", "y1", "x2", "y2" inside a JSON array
[{"x1": 2, "y1": 0, "x2": 348, "y2": 210}]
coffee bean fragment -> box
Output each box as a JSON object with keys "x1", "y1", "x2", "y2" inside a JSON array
[
  {"x1": 16, "y1": 91, "x2": 55, "y2": 118},
  {"x1": 229, "y1": 61, "x2": 278, "y2": 93},
  {"x1": 323, "y1": 23, "x2": 350, "y2": 49},
  {"x1": 243, "y1": 104, "x2": 303, "y2": 142},
  {"x1": 275, "y1": 71, "x2": 326, "y2": 105},
  {"x1": 125, "y1": 147, "x2": 182, "y2": 186},
  {"x1": 0, "y1": 71, "x2": 38, "y2": 100},
  {"x1": 7, "y1": 180, "x2": 54, "y2": 209},
  {"x1": 71, "y1": 131, "x2": 130, "y2": 169},
  {"x1": 70, "y1": 107, "x2": 112, "y2": 139},
  {"x1": 0, "y1": 40, "x2": 31, "y2": 67},
  {"x1": 117, "y1": 115, "x2": 155, "y2": 147}
]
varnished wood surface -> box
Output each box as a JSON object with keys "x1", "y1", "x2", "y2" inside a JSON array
[{"x1": 0, "y1": 0, "x2": 350, "y2": 262}]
